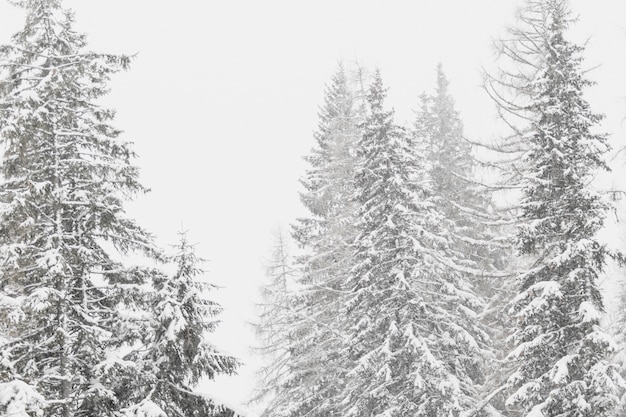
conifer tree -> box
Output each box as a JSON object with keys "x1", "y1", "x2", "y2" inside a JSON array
[
  {"x1": 0, "y1": 1, "x2": 156, "y2": 415},
  {"x1": 415, "y1": 64, "x2": 504, "y2": 276},
  {"x1": 124, "y1": 232, "x2": 239, "y2": 417},
  {"x1": 414, "y1": 66, "x2": 508, "y2": 414},
  {"x1": 294, "y1": 62, "x2": 361, "y2": 268},
  {"x1": 0, "y1": 1, "x2": 238, "y2": 416},
  {"x1": 486, "y1": 1, "x2": 622, "y2": 416},
  {"x1": 259, "y1": 64, "x2": 362, "y2": 417},
  {"x1": 342, "y1": 70, "x2": 488, "y2": 417},
  {"x1": 416, "y1": 65, "x2": 474, "y2": 214}
]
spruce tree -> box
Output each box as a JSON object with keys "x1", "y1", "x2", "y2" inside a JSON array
[
  {"x1": 416, "y1": 65, "x2": 474, "y2": 214},
  {"x1": 488, "y1": 1, "x2": 622, "y2": 416},
  {"x1": 259, "y1": 63, "x2": 362, "y2": 417},
  {"x1": 414, "y1": 65, "x2": 508, "y2": 414},
  {"x1": 342, "y1": 70, "x2": 487, "y2": 417},
  {"x1": 414, "y1": 64, "x2": 504, "y2": 277},
  {"x1": 125, "y1": 232, "x2": 239, "y2": 417},
  {"x1": 0, "y1": 1, "x2": 156, "y2": 415},
  {"x1": 0, "y1": 1, "x2": 238, "y2": 416}
]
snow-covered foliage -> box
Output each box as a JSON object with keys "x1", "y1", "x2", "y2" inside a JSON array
[
  {"x1": 256, "y1": 65, "x2": 504, "y2": 417},
  {"x1": 414, "y1": 65, "x2": 503, "y2": 276},
  {"x1": 414, "y1": 65, "x2": 510, "y2": 413},
  {"x1": 125, "y1": 232, "x2": 240, "y2": 416},
  {"x1": 0, "y1": 1, "x2": 157, "y2": 415},
  {"x1": 485, "y1": 1, "x2": 623, "y2": 416},
  {"x1": 257, "y1": 63, "x2": 363, "y2": 417},
  {"x1": 339, "y1": 70, "x2": 489, "y2": 417},
  {"x1": 0, "y1": 1, "x2": 238, "y2": 416},
  {"x1": 0, "y1": 380, "x2": 45, "y2": 417}
]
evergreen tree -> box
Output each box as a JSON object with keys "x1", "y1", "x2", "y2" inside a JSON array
[
  {"x1": 259, "y1": 63, "x2": 362, "y2": 417},
  {"x1": 416, "y1": 65, "x2": 474, "y2": 215},
  {"x1": 415, "y1": 64, "x2": 505, "y2": 277},
  {"x1": 414, "y1": 65, "x2": 508, "y2": 414},
  {"x1": 0, "y1": 1, "x2": 159, "y2": 415},
  {"x1": 341, "y1": 70, "x2": 487, "y2": 417},
  {"x1": 0, "y1": 1, "x2": 238, "y2": 416},
  {"x1": 294, "y1": 62, "x2": 361, "y2": 264},
  {"x1": 488, "y1": 1, "x2": 622, "y2": 416},
  {"x1": 124, "y1": 232, "x2": 239, "y2": 417}
]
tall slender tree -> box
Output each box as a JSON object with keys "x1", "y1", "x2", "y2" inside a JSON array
[
  {"x1": 258, "y1": 63, "x2": 362, "y2": 417},
  {"x1": 416, "y1": 65, "x2": 474, "y2": 212},
  {"x1": 414, "y1": 65, "x2": 509, "y2": 414},
  {"x1": 415, "y1": 64, "x2": 505, "y2": 278},
  {"x1": 485, "y1": 1, "x2": 622, "y2": 416}
]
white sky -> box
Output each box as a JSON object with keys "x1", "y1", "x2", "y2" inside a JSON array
[{"x1": 0, "y1": 1, "x2": 625, "y2": 415}]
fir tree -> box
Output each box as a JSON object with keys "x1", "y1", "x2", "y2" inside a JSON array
[
  {"x1": 294, "y1": 62, "x2": 361, "y2": 263},
  {"x1": 489, "y1": 2, "x2": 622, "y2": 416},
  {"x1": 0, "y1": 1, "x2": 238, "y2": 416},
  {"x1": 124, "y1": 232, "x2": 239, "y2": 417},
  {"x1": 259, "y1": 63, "x2": 362, "y2": 417},
  {"x1": 414, "y1": 64, "x2": 505, "y2": 276},
  {"x1": 416, "y1": 65, "x2": 474, "y2": 214},
  {"x1": 0, "y1": 1, "x2": 160, "y2": 415},
  {"x1": 414, "y1": 65, "x2": 509, "y2": 414},
  {"x1": 342, "y1": 70, "x2": 487, "y2": 417}
]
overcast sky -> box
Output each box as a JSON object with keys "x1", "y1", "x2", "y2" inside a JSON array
[{"x1": 0, "y1": 1, "x2": 625, "y2": 415}]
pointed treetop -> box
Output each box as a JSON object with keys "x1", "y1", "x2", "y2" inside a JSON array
[
  {"x1": 10, "y1": 0, "x2": 70, "y2": 31},
  {"x1": 435, "y1": 63, "x2": 449, "y2": 96},
  {"x1": 367, "y1": 68, "x2": 388, "y2": 111},
  {"x1": 545, "y1": 0, "x2": 571, "y2": 26}
]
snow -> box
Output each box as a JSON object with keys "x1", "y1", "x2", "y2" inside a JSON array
[
  {"x1": 0, "y1": 1, "x2": 624, "y2": 416},
  {"x1": 24, "y1": 288, "x2": 54, "y2": 312},
  {"x1": 578, "y1": 301, "x2": 601, "y2": 323},
  {"x1": 549, "y1": 354, "x2": 575, "y2": 383},
  {"x1": 95, "y1": 351, "x2": 138, "y2": 373},
  {"x1": 506, "y1": 380, "x2": 540, "y2": 408},
  {"x1": 0, "y1": 380, "x2": 45, "y2": 417},
  {"x1": 201, "y1": 391, "x2": 249, "y2": 417},
  {"x1": 512, "y1": 281, "x2": 562, "y2": 307},
  {"x1": 574, "y1": 397, "x2": 591, "y2": 412},
  {"x1": 526, "y1": 404, "x2": 546, "y2": 417},
  {"x1": 122, "y1": 400, "x2": 166, "y2": 417}
]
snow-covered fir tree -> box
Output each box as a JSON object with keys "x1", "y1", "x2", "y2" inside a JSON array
[
  {"x1": 0, "y1": 1, "x2": 155, "y2": 415},
  {"x1": 341, "y1": 70, "x2": 488, "y2": 417},
  {"x1": 0, "y1": 1, "x2": 238, "y2": 416},
  {"x1": 415, "y1": 65, "x2": 475, "y2": 219},
  {"x1": 414, "y1": 65, "x2": 510, "y2": 414},
  {"x1": 293, "y1": 62, "x2": 361, "y2": 265},
  {"x1": 123, "y1": 232, "x2": 239, "y2": 417},
  {"x1": 260, "y1": 63, "x2": 362, "y2": 417},
  {"x1": 487, "y1": 1, "x2": 623, "y2": 416},
  {"x1": 414, "y1": 64, "x2": 505, "y2": 280}
]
